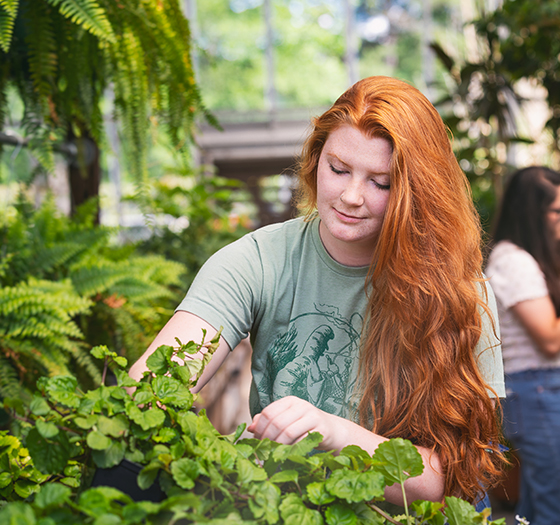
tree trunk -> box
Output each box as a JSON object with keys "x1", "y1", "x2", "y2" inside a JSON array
[{"x1": 68, "y1": 130, "x2": 101, "y2": 224}]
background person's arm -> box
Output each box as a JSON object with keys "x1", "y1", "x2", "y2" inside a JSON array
[
  {"x1": 128, "y1": 310, "x2": 231, "y2": 393},
  {"x1": 512, "y1": 295, "x2": 560, "y2": 356}
]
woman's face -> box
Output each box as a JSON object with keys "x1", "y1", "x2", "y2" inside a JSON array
[
  {"x1": 316, "y1": 125, "x2": 392, "y2": 267},
  {"x1": 546, "y1": 185, "x2": 560, "y2": 240}
]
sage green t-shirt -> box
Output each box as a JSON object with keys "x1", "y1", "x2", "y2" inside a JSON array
[{"x1": 177, "y1": 217, "x2": 505, "y2": 418}]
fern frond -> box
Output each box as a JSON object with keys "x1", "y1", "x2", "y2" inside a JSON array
[
  {"x1": 46, "y1": 0, "x2": 115, "y2": 42},
  {"x1": 0, "y1": 355, "x2": 22, "y2": 399},
  {"x1": 0, "y1": 0, "x2": 19, "y2": 53}
]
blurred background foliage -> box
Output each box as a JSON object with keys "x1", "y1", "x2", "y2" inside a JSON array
[{"x1": 1, "y1": 0, "x2": 560, "y2": 401}]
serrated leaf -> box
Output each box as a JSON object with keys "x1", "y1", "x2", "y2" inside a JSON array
[
  {"x1": 91, "y1": 440, "x2": 125, "y2": 469},
  {"x1": 29, "y1": 396, "x2": 51, "y2": 417},
  {"x1": 36, "y1": 420, "x2": 59, "y2": 439},
  {"x1": 248, "y1": 481, "x2": 281, "y2": 523},
  {"x1": 325, "y1": 502, "x2": 357, "y2": 525},
  {"x1": 146, "y1": 345, "x2": 174, "y2": 375},
  {"x1": 97, "y1": 415, "x2": 128, "y2": 438},
  {"x1": 325, "y1": 469, "x2": 385, "y2": 503},
  {"x1": 44, "y1": 376, "x2": 80, "y2": 408},
  {"x1": 279, "y1": 493, "x2": 323, "y2": 525},
  {"x1": 170, "y1": 457, "x2": 200, "y2": 490},
  {"x1": 372, "y1": 438, "x2": 424, "y2": 486},
  {"x1": 237, "y1": 457, "x2": 268, "y2": 483},
  {"x1": 270, "y1": 469, "x2": 299, "y2": 484},
  {"x1": 74, "y1": 415, "x2": 98, "y2": 429},
  {"x1": 0, "y1": 501, "x2": 36, "y2": 524},
  {"x1": 272, "y1": 432, "x2": 323, "y2": 462},
  {"x1": 444, "y1": 496, "x2": 481, "y2": 525},
  {"x1": 306, "y1": 481, "x2": 336, "y2": 505},
  {"x1": 127, "y1": 405, "x2": 165, "y2": 431},
  {"x1": 34, "y1": 483, "x2": 71, "y2": 509},
  {"x1": 0, "y1": 472, "x2": 12, "y2": 488},
  {"x1": 25, "y1": 427, "x2": 71, "y2": 475},
  {"x1": 14, "y1": 479, "x2": 41, "y2": 499},
  {"x1": 87, "y1": 430, "x2": 112, "y2": 450}
]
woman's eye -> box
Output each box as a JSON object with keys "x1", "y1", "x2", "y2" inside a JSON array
[
  {"x1": 329, "y1": 164, "x2": 346, "y2": 175},
  {"x1": 372, "y1": 179, "x2": 390, "y2": 190}
]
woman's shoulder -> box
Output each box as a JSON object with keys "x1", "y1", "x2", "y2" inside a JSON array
[{"x1": 487, "y1": 240, "x2": 540, "y2": 273}]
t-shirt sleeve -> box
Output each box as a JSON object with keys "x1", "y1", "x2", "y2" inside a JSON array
[
  {"x1": 475, "y1": 278, "x2": 506, "y2": 398},
  {"x1": 486, "y1": 244, "x2": 549, "y2": 309},
  {"x1": 175, "y1": 235, "x2": 263, "y2": 352}
]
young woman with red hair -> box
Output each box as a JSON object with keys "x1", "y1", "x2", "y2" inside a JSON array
[{"x1": 130, "y1": 76, "x2": 506, "y2": 507}]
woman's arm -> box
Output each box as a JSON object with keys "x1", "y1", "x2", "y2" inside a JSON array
[
  {"x1": 128, "y1": 310, "x2": 231, "y2": 393},
  {"x1": 512, "y1": 295, "x2": 560, "y2": 356},
  {"x1": 247, "y1": 396, "x2": 443, "y2": 506}
]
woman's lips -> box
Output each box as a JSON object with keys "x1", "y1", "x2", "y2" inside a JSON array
[{"x1": 334, "y1": 208, "x2": 364, "y2": 223}]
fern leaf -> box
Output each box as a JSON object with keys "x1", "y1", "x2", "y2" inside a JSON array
[
  {"x1": 47, "y1": 0, "x2": 115, "y2": 42},
  {"x1": 0, "y1": 0, "x2": 18, "y2": 53}
]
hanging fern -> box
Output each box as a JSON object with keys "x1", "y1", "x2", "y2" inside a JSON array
[
  {"x1": 0, "y1": 0, "x2": 210, "y2": 183},
  {"x1": 0, "y1": 0, "x2": 18, "y2": 53}
]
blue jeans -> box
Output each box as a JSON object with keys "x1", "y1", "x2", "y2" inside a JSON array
[{"x1": 502, "y1": 368, "x2": 560, "y2": 525}]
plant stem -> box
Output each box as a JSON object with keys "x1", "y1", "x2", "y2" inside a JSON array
[
  {"x1": 101, "y1": 358, "x2": 108, "y2": 386},
  {"x1": 367, "y1": 503, "x2": 407, "y2": 525}
]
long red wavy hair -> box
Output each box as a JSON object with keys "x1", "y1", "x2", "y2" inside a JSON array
[{"x1": 296, "y1": 76, "x2": 505, "y2": 502}]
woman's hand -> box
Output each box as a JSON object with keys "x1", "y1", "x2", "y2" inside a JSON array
[
  {"x1": 247, "y1": 395, "x2": 445, "y2": 505},
  {"x1": 247, "y1": 396, "x2": 346, "y2": 451}
]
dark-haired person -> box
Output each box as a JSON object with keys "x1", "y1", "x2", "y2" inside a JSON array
[
  {"x1": 486, "y1": 166, "x2": 560, "y2": 525},
  {"x1": 130, "y1": 76, "x2": 506, "y2": 508}
]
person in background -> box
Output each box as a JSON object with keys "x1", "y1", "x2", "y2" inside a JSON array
[
  {"x1": 130, "y1": 76, "x2": 507, "y2": 508},
  {"x1": 486, "y1": 166, "x2": 560, "y2": 525}
]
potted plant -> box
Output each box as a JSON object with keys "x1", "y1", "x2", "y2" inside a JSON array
[{"x1": 0, "y1": 336, "x2": 506, "y2": 524}]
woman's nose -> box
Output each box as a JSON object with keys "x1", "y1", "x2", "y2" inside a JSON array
[{"x1": 340, "y1": 180, "x2": 364, "y2": 206}]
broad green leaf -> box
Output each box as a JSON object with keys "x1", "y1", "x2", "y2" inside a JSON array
[
  {"x1": 34, "y1": 483, "x2": 71, "y2": 509},
  {"x1": 170, "y1": 457, "x2": 200, "y2": 489},
  {"x1": 138, "y1": 462, "x2": 161, "y2": 490},
  {"x1": 177, "y1": 410, "x2": 198, "y2": 438},
  {"x1": 98, "y1": 415, "x2": 129, "y2": 438},
  {"x1": 45, "y1": 376, "x2": 80, "y2": 408},
  {"x1": 444, "y1": 496, "x2": 481, "y2": 525},
  {"x1": 134, "y1": 391, "x2": 155, "y2": 405},
  {"x1": 0, "y1": 471, "x2": 12, "y2": 488},
  {"x1": 87, "y1": 431, "x2": 112, "y2": 450},
  {"x1": 279, "y1": 493, "x2": 323, "y2": 525},
  {"x1": 91, "y1": 345, "x2": 114, "y2": 360},
  {"x1": 152, "y1": 376, "x2": 179, "y2": 398},
  {"x1": 36, "y1": 420, "x2": 59, "y2": 439},
  {"x1": 29, "y1": 396, "x2": 50, "y2": 417},
  {"x1": 153, "y1": 427, "x2": 177, "y2": 443},
  {"x1": 79, "y1": 487, "x2": 131, "y2": 515},
  {"x1": 161, "y1": 388, "x2": 193, "y2": 409},
  {"x1": 372, "y1": 438, "x2": 424, "y2": 486},
  {"x1": 248, "y1": 481, "x2": 281, "y2": 523},
  {"x1": 410, "y1": 500, "x2": 445, "y2": 525},
  {"x1": 114, "y1": 369, "x2": 140, "y2": 389},
  {"x1": 25, "y1": 428, "x2": 71, "y2": 474},
  {"x1": 325, "y1": 469, "x2": 385, "y2": 503},
  {"x1": 114, "y1": 356, "x2": 127, "y2": 368},
  {"x1": 306, "y1": 481, "x2": 336, "y2": 505},
  {"x1": 0, "y1": 501, "x2": 36, "y2": 524},
  {"x1": 127, "y1": 405, "x2": 165, "y2": 431},
  {"x1": 270, "y1": 469, "x2": 299, "y2": 484},
  {"x1": 14, "y1": 479, "x2": 41, "y2": 499},
  {"x1": 74, "y1": 415, "x2": 99, "y2": 429},
  {"x1": 272, "y1": 432, "x2": 323, "y2": 462},
  {"x1": 91, "y1": 439, "x2": 126, "y2": 469},
  {"x1": 146, "y1": 345, "x2": 174, "y2": 375},
  {"x1": 237, "y1": 457, "x2": 268, "y2": 483},
  {"x1": 325, "y1": 502, "x2": 357, "y2": 525}
]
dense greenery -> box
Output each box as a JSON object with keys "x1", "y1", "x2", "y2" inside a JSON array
[
  {"x1": 0, "y1": 0, "x2": 213, "y2": 213},
  {"x1": 0, "y1": 340, "x2": 506, "y2": 524},
  {"x1": 0, "y1": 194, "x2": 187, "y2": 399},
  {"x1": 432, "y1": 0, "x2": 560, "y2": 226}
]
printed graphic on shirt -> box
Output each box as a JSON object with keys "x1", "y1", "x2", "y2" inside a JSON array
[{"x1": 255, "y1": 303, "x2": 363, "y2": 417}]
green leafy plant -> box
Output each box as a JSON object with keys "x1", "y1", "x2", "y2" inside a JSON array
[
  {"x1": 0, "y1": 194, "x2": 187, "y2": 398},
  {"x1": 0, "y1": 336, "x2": 505, "y2": 524}
]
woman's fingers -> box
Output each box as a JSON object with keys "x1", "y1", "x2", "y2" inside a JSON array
[{"x1": 247, "y1": 396, "x2": 327, "y2": 445}]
